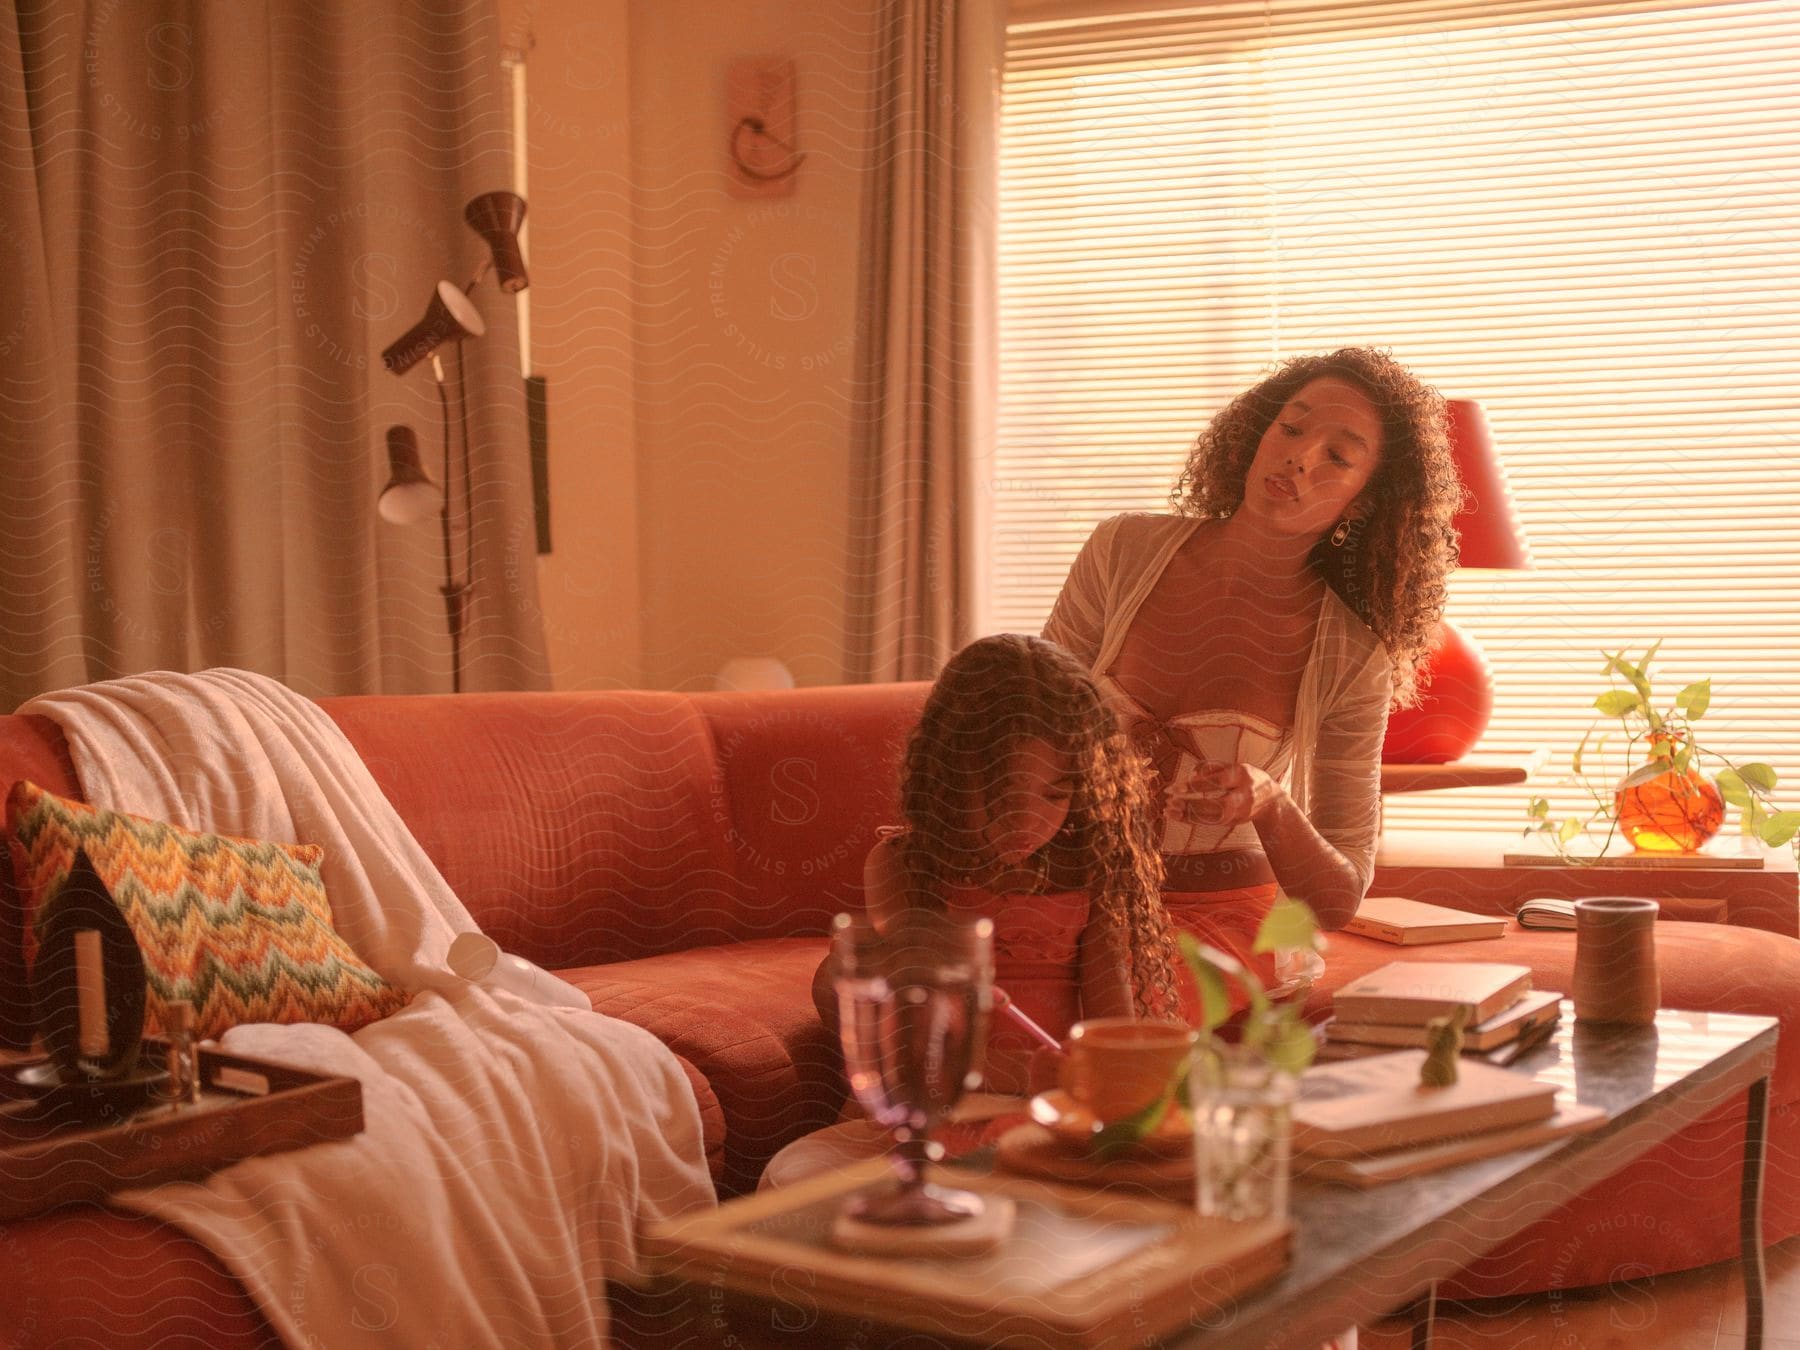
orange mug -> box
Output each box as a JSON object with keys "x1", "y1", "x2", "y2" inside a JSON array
[{"x1": 1060, "y1": 1018, "x2": 1198, "y2": 1122}]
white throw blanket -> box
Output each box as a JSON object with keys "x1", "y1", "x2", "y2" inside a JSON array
[{"x1": 22, "y1": 670, "x2": 716, "y2": 1348}]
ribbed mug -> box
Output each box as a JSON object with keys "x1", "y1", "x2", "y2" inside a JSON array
[{"x1": 1573, "y1": 897, "x2": 1660, "y2": 1024}]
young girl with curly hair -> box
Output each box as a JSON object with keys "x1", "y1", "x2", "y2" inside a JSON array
[
  {"x1": 1044, "y1": 346, "x2": 1462, "y2": 988},
  {"x1": 813, "y1": 632, "x2": 1183, "y2": 1098}
]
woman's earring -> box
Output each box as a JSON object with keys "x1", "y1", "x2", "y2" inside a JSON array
[{"x1": 1329, "y1": 518, "x2": 1352, "y2": 548}]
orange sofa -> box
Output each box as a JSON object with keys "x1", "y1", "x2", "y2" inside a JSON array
[{"x1": 1, "y1": 683, "x2": 1796, "y2": 1345}]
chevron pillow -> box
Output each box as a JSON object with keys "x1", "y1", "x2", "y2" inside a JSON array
[{"x1": 7, "y1": 780, "x2": 409, "y2": 1039}]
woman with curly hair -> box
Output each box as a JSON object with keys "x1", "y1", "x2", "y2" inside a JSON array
[
  {"x1": 1043, "y1": 347, "x2": 1461, "y2": 984},
  {"x1": 812, "y1": 632, "x2": 1183, "y2": 1097}
]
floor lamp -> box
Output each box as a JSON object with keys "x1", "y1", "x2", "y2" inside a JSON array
[
  {"x1": 377, "y1": 191, "x2": 529, "y2": 693},
  {"x1": 1381, "y1": 399, "x2": 1532, "y2": 763}
]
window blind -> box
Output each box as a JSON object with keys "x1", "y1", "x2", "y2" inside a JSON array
[{"x1": 996, "y1": 0, "x2": 1800, "y2": 844}]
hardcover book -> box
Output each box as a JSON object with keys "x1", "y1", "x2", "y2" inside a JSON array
[
  {"x1": 1343, "y1": 896, "x2": 1507, "y2": 946},
  {"x1": 1290, "y1": 1050, "x2": 1558, "y2": 1160},
  {"x1": 1328, "y1": 989, "x2": 1563, "y2": 1052},
  {"x1": 1331, "y1": 961, "x2": 1533, "y2": 1027}
]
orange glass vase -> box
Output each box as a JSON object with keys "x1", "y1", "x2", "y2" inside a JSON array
[{"x1": 1615, "y1": 742, "x2": 1725, "y2": 853}]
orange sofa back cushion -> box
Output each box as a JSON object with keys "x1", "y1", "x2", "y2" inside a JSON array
[{"x1": 0, "y1": 683, "x2": 926, "y2": 1048}]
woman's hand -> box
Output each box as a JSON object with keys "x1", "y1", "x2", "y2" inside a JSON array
[{"x1": 1167, "y1": 762, "x2": 1285, "y2": 828}]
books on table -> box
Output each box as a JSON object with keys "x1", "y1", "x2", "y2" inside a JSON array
[
  {"x1": 1330, "y1": 989, "x2": 1563, "y2": 1052},
  {"x1": 1343, "y1": 896, "x2": 1507, "y2": 946},
  {"x1": 1299, "y1": 1101, "x2": 1608, "y2": 1186},
  {"x1": 1330, "y1": 961, "x2": 1533, "y2": 1027},
  {"x1": 1515, "y1": 897, "x2": 1579, "y2": 930},
  {"x1": 1290, "y1": 1050, "x2": 1559, "y2": 1160}
]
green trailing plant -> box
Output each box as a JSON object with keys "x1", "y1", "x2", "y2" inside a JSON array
[
  {"x1": 1091, "y1": 894, "x2": 1321, "y2": 1156},
  {"x1": 1524, "y1": 643, "x2": 1800, "y2": 858}
]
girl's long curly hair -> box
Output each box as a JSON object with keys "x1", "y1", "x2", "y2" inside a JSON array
[
  {"x1": 896, "y1": 634, "x2": 1182, "y2": 1020},
  {"x1": 1169, "y1": 347, "x2": 1463, "y2": 706}
]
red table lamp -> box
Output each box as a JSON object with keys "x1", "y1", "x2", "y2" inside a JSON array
[{"x1": 1381, "y1": 399, "x2": 1531, "y2": 763}]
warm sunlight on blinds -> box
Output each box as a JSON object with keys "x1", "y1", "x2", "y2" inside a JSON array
[{"x1": 995, "y1": 0, "x2": 1800, "y2": 845}]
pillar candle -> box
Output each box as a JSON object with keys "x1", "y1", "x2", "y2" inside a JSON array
[{"x1": 74, "y1": 928, "x2": 108, "y2": 1058}]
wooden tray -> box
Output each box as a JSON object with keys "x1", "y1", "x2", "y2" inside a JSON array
[
  {"x1": 0, "y1": 1042, "x2": 363, "y2": 1221},
  {"x1": 644, "y1": 1155, "x2": 1289, "y2": 1350}
]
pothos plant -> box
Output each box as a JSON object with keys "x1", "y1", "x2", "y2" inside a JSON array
[
  {"x1": 1093, "y1": 895, "x2": 1321, "y2": 1156},
  {"x1": 1523, "y1": 643, "x2": 1800, "y2": 859}
]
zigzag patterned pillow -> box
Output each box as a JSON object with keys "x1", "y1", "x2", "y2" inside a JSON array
[{"x1": 7, "y1": 780, "x2": 409, "y2": 1039}]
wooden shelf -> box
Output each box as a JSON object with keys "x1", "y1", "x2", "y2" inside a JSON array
[
  {"x1": 1379, "y1": 758, "x2": 1532, "y2": 795},
  {"x1": 1371, "y1": 829, "x2": 1798, "y2": 937}
]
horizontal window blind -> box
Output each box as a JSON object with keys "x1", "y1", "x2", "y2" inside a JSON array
[{"x1": 996, "y1": 0, "x2": 1800, "y2": 846}]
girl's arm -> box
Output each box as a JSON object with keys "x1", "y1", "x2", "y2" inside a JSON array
[
  {"x1": 815, "y1": 835, "x2": 910, "y2": 1035},
  {"x1": 1076, "y1": 910, "x2": 1135, "y2": 1020},
  {"x1": 862, "y1": 833, "x2": 909, "y2": 933}
]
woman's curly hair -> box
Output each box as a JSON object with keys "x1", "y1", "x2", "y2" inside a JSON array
[
  {"x1": 1169, "y1": 347, "x2": 1463, "y2": 706},
  {"x1": 896, "y1": 634, "x2": 1183, "y2": 1020}
]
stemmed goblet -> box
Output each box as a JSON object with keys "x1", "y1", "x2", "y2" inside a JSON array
[{"x1": 832, "y1": 909, "x2": 993, "y2": 1225}]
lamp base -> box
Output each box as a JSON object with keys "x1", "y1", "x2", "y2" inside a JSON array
[{"x1": 1381, "y1": 620, "x2": 1494, "y2": 764}]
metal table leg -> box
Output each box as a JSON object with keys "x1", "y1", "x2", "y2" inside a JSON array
[
  {"x1": 1410, "y1": 1282, "x2": 1436, "y2": 1350},
  {"x1": 1742, "y1": 1075, "x2": 1770, "y2": 1350}
]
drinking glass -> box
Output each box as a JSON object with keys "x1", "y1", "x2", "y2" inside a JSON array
[
  {"x1": 1192, "y1": 1044, "x2": 1295, "y2": 1222},
  {"x1": 832, "y1": 909, "x2": 993, "y2": 1225}
]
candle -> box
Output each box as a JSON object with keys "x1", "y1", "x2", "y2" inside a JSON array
[{"x1": 74, "y1": 929, "x2": 107, "y2": 1059}]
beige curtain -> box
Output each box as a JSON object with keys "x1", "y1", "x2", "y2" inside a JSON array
[
  {"x1": 844, "y1": 0, "x2": 1003, "y2": 684},
  {"x1": 0, "y1": 1, "x2": 549, "y2": 712}
]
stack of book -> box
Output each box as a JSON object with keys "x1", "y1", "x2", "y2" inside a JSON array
[
  {"x1": 1290, "y1": 1046, "x2": 1604, "y2": 1186},
  {"x1": 1324, "y1": 960, "x2": 1563, "y2": 1065},
  {"x1": 1297, "y1": 960, "x2": 1601, "y2": 1184}
]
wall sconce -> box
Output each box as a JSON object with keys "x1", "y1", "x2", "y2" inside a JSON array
[
  {"x1": 377, "y1": 191, "x2": 529, "y2": 693},
  {"x1": 726, "y1": 58, "x2": 802, "y2": 198}
]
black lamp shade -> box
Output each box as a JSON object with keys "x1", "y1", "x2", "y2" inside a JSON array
[
  {"x1": 465, "y1": 191, "x2": 529, "y2": 294},
  {"x1": 382, "y1": 280, "x2": 487, "y2": 376},
  {"x1": 378, "y1": 425, "x2": 443, "y2": 524}
]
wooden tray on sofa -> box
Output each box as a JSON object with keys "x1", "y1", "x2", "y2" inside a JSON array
[{"x1": 0, "y1": 1041, "x2": 363, "y2": 1221}]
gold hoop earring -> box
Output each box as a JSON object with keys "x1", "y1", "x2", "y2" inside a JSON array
[{"x1": 1329, "y1": 519, "x2": 1352, "y2": 548}]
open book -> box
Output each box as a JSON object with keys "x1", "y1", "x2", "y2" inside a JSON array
[{"x1": 1515, "y1": 897, "x2": 1579, "y2": 930}]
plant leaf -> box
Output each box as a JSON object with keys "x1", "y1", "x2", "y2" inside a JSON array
[
  {"x1": 1595, "y1": 691, "x2": 1641, "y2": 717},
  {"x1": 1571, "y1": 728, "x2": 1591, "y2": 777},
  {"x1": 1253, "y1": 895, "x2": 1320, "y2": 956},
  {"x1": 1527, "y1": 796, "x2": 1549, "y2": 820},
  {"x1": 1638, "y1": 638, "x2": 1663, "y2": 673},
  {"x1": 1603, "y1": 651, "x2": 1653, "y2": 703},
  {"x1": 1675, "y1": 680, "x2": 1711, "y2": 719},
  {"x1": 1740, "y1": 763, "x2": 1779, "y2": 792},
  {"x1": 1716, "y1": 768, "x2": 1752, "y2": 809},
  {"x1": 1619, "y1": 761, "x2": 1668, "y2": 791},
  {"x1": 1091, "y1": 1088, "x2": 1173, "y2": 1159},
  {"x1": 1179, "y1": 935, "x2": 1244, "y2": 1034},
  {"x1": 1263, "y1": 1017, "x2": 1318, "y2": 1075},
  {"x1": 1759, "y1": 811, "x2": 1800, "y2": 848},
  {"x1": 1558, "y1": 818, "x2": 1582, "y2": 844}
]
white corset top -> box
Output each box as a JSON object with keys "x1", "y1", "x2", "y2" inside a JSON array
[{"x1": 1096, "y1": 675, "x2": 1295, "y2": 855}]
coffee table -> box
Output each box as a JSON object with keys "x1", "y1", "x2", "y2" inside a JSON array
[
  {"x1": 645, "y1": 1005, "x2": 1777, "y2": 1348},
  {"x1": 1176, "y1": 1005, "x2": 1776, "y2": 1347}
]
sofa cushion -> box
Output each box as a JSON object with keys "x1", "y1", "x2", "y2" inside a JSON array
[
  {"x1": 6, "y1": 780, "x2": 409, "y2": 1039},
  {"x1": 560, "y1": 936, "x2": 841, "y2": 1197}
]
